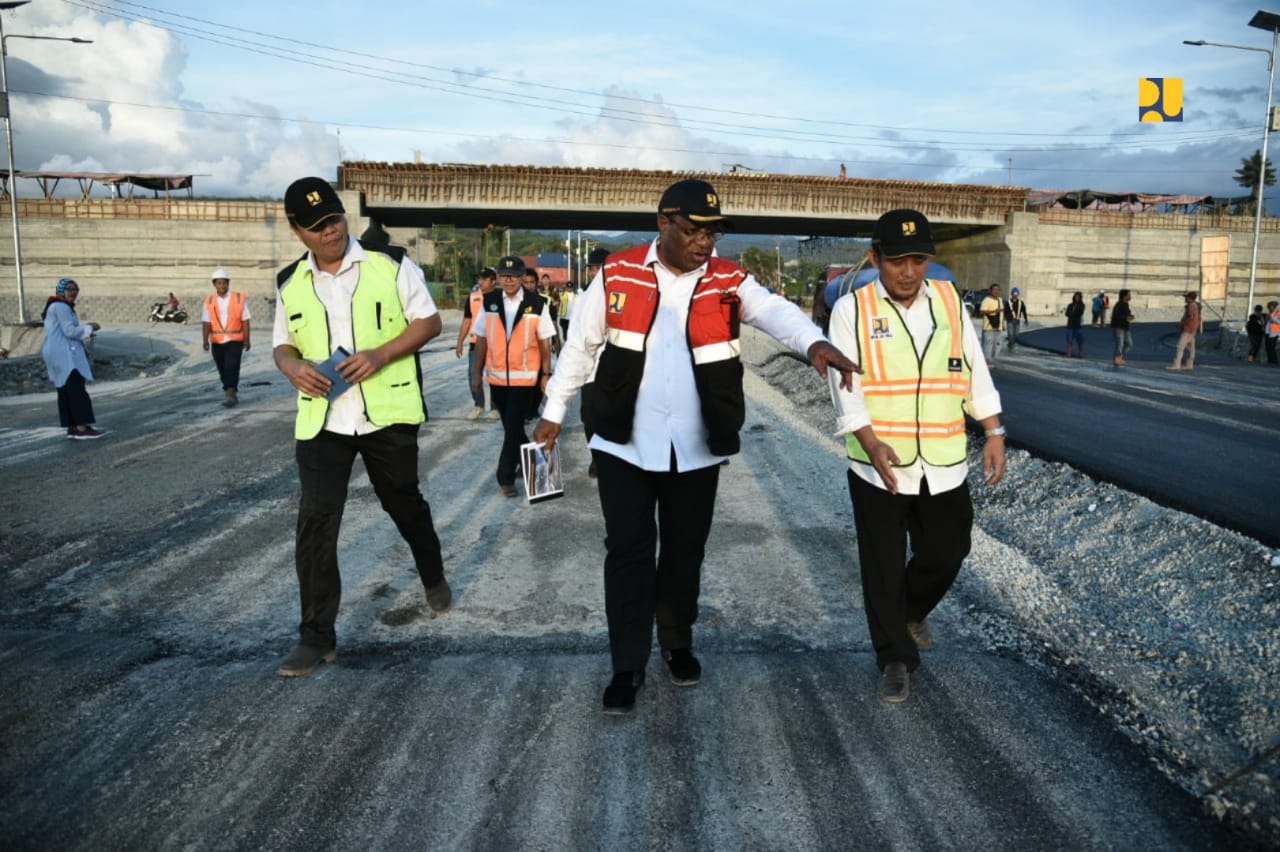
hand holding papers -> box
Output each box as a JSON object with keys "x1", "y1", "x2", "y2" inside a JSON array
[{"x1": 521, "y1": 440, "x2": 564, "y2": 504}]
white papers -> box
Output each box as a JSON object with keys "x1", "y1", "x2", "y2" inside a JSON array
[{"x1": 521, "y1": 441, "x2": 564, "y2": 504}]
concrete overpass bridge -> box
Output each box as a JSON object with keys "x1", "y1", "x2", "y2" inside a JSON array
[{"x1": 338, "y1": 162, "x2": 1027, "y2": 239}]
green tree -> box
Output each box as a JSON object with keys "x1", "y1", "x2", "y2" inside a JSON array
[
  {"x1": 738, "y1": 246, "x2": 777, "y2": 289},
  {"x1": 1234, "y1": 149, "x2": 1276, "y2": 204}
]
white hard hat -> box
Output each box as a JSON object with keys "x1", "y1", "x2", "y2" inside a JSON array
[{"x1": 211, "y1": 267, "x2": 231, "y2": 281}]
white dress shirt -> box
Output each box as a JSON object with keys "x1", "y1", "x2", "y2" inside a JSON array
[
  {"x1": 828, "y1": 278, "x2": 1001, "y2": 496},
  {"x1": 271, "y1": 236, "x2": 438, "y2": 436},
  {"x1": 543, "y1": 238, "x2": 825, "y2": 473}
]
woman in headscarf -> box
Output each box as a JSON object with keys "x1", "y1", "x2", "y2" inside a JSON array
[{"x1": 41, "y1": 277, "x2": 105, "y2": 439}]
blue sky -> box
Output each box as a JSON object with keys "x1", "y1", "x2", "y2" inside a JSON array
[{"x1": 5, "y1": 0, "x2": 1276, "y2": 203}]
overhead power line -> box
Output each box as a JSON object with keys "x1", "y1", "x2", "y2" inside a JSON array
[{"x1": 60, "y1": 0, "x2": 1258, "y2": 157}]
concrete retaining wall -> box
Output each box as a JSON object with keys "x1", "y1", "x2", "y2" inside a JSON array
[
  {"x1": 939, "y1": 211, "x2": 1280, "y2": 322},
  {"x1": 0, "y1": 200, "x2": 1276, "y2": 327},
  {"x1": 0, "y1": 194, "x2": 439, "y2": 325}
]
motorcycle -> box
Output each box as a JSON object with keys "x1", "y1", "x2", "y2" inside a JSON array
[{"x1": 148, "y1": 302, "x2": 188, "y2": 324}]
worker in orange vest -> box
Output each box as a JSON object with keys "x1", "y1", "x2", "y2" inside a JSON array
[
  {"x1": 455, "y1": 266, "x2": 499, "y2": 420},
  {"x1": 202, "y1": 267, "x2": 251, "y2": 407}
]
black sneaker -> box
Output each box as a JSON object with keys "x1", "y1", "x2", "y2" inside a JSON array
[
  {"x1": 662, "y1": 648, "x2": 701, "y2": 686},
  {"x1": 602, "y1": 671, "x2": 645, "y2": 714}
]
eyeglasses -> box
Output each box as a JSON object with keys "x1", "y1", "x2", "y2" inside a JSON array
[
  {"x1": 304, "y1": 215, "x2": 344, "y2": 234},
  {"x1": 670, "y1": 216, "x2": 724, "y2": 243}
]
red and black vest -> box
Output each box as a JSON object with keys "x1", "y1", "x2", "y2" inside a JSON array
[{"x1": 590, "y1": 244, "x2": 748, "y2": 456}]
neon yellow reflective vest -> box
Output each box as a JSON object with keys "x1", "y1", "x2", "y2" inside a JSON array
[
  {"x1": 277, "y1": 244, "x2": 426, "y2": 440},
  {"x1": 846, "y1": 279, "x2": 970, "y2": 467}
]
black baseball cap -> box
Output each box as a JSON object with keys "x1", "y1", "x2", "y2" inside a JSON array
[
  {"x1": 496, "y1": 255, "x2": 526, "y2": 277},
  {"x1": 658, "y1": 179, "x2": 728, "y2": 224},
  {"x1": 285, "y1": 177, "x2": 345, "y2": 230},
  {"x1": 871, "y1": 209, "x2": 936, "y2": 258},
  {"x1": 587, "y1": 247, "x2": 609, "y2": 266}
]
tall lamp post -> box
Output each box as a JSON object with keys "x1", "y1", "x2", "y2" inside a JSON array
[
  {"x1": 1185, "y1": 9, "x2": 1280, "y2": 322},
  {"x1": 0, "y1": 0, "x2": 91, "y2": 322}
]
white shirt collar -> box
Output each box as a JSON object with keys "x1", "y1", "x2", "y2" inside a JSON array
[{"x1": 306, "y1": 235, "x2": 365, "y2": 277}]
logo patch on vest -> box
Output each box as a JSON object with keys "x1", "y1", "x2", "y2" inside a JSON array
[
  {"x1": 948, "y1": 357, "x2": 963, "y2": 372},
  {"x1": 870, "y1": 316, "x2": 893, "y2": 340},
  {"x1": 608, "y1": 291, "x2": 627, "y2": 314}
]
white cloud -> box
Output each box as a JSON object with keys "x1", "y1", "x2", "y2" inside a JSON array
[{"x1": 5, "y1": 3, "x2": 336, "y2": 198}]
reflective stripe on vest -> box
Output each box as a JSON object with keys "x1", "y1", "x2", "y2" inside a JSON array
[
  {"x1": 846, "y1": 279, "x2": 969, "y2": 466},
  {"x1": 482, "y1": 293, "x2": 544, "y2": 386},
  {"x1": 279, "y1": 251, "x2": 425, "y2": 439},
  {"x1": 590, "y1": 244, "x2": 748, "y2": 454},
  {"x1": 205, "y1": 291, "x2": 246, "y2": 343},
  {"x1": 468, "y1": 289, "x2": 483, "y2": 344}
]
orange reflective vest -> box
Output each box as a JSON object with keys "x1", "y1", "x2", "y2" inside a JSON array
[
  {"x1": 467, "y1": 288, "x2": 484, "y2": 344},
  {"x1": 846, "y1": 279, "x2": 970, "y2": 467},
  {"x1": 590, "y1": 244, "x2": 748, "y2": 455},
  {"x1": 1270, "y1": 308, "x2": 1280, "y2": 336},
  {"x1": 481, "y1": 290, "x2": 547, "y2": 386},
  {"x1": 204, "y1": 291, "x2": 247, "y2": 343}
]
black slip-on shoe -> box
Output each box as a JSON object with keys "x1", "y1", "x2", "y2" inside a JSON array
[
  {"x1": 662, "y1": 648, "x2": 702, "y2": 687},
  {"x1": 602, "y1": 671, "x2": 645, "y2": 714}
]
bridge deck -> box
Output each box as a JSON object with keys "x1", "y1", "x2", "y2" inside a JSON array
[{"x1": 339, "y1": 162, "x2": 1027, "y2": 236}]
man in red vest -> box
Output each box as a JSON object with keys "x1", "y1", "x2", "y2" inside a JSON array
[
  {"x1": 534, "y1": 179, "x2": 858, "y2": 714},
  {"x1": 202, "y1": 267, "x2": 251, "y2": 407}
]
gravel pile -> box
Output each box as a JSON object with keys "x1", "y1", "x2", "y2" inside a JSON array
[
  {"x1": 746, "y1": 330, "x2": 1279, "y2": 844},
  {"x1": 0, "y1": 352, "x2": 174, "y2": 397}
]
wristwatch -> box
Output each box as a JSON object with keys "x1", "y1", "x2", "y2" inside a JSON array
[{"x1": 985, "y1": 426, "x2": 1007, "y2": 438}]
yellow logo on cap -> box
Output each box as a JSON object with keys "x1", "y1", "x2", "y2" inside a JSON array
[
  {"x1": 707, "y1": 194, "x2": 719, "y2": 209},
  {"x1": 901, "y1": 221, "x2": 916, "y2": 237},
  {"x1": 306, "y1": 191, "x2": 322, "y2": 206}
]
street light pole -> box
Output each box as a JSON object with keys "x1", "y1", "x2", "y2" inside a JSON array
[
  {"x1": 0, "y1": 0, "x2": 30, "y2": 323},
  {"x1": 1184, "y1": 9, "x2": 1280, "y2": 322},
  {"x1": 0, "y1": 7, "x2": 92, "y2": 324}
]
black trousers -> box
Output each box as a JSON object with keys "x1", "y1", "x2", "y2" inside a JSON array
[
  {"x1": 846, "y1": 470, "x2": 972, "y2": 672},
  {"x1": 56, "y1": 369, "x2": 95, "y2": 428},
  {"x1": 595, "y1": 450, "x2": 721, "y2": 673},
  {"x1": 294, "y1": 425, "x2": 445, "y2": 648},
  {"x1": 211, "y1": 341, "x2": 244, "y2": 391},
  {"x1": 1266, "y1": 336, "x2": 1279, "y2": 364},
  {"x1": 490, "y1": 384, "x2": 534, "y2": 486}
]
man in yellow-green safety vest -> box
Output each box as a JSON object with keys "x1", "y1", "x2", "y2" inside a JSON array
[
  {"x1": 828, "y1": 208, "x2": 1007, "y2": 705},
  {"x1": 270, "y1": 176, "x2": 453, "y2": 679}
]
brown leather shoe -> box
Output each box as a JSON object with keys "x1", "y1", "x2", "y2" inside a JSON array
[
  {"x1": 879, "y1": 662, "x2": 910, "y2": 703},
  {"x1": 425, "y1": 578, "x2": 452, "y2": 612},
  {"x1": 278, "y1": 644, "x2": 336, "y2": 678},
  {"x1": 499, "y1": 484, "x2": 518, "y2": 498},
  {"x1": 907, "y1": 619, "x2": 933, "y2": 650}
]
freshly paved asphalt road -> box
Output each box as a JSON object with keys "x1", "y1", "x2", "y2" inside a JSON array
[
  {"x1": 0, "y1": 320, "x2": 1255, "y2": 850},
  {"x1": 1002, "y1": 322, "x2": 1280, "y2": 547}
]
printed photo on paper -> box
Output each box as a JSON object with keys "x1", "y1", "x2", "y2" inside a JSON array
[{"x1": 521, "y1": 441, "x2": 564, "y2": 504}]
